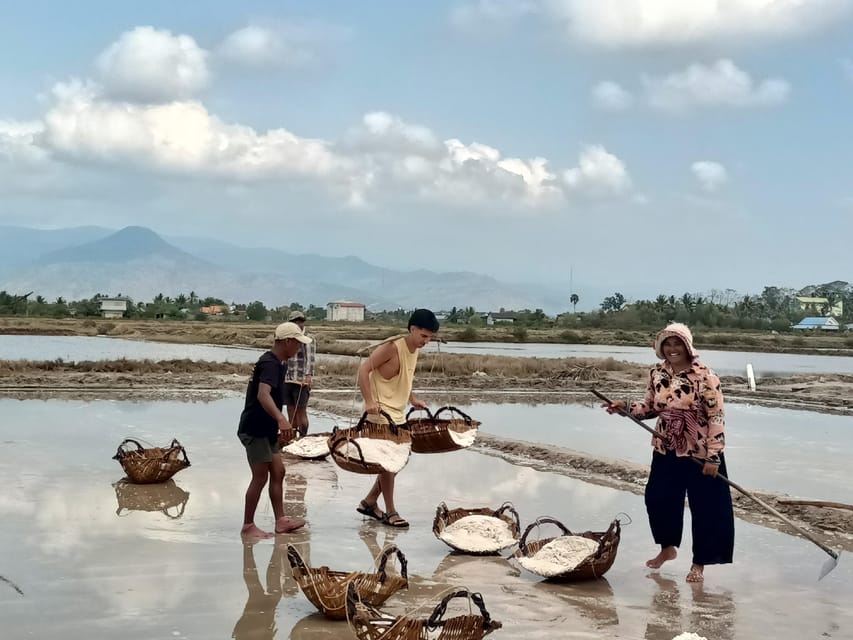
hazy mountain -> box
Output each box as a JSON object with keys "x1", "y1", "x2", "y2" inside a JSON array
[
  {"x1": 0, "y1": 224, "x2": 112, "y2": 268},
  {"x1": 0, "y1": 225, "x2": 570, "y2": 312}
]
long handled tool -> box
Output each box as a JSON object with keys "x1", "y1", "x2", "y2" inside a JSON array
[{"x1": 591, "y1": 388, "x2": 841, "y2": 580}]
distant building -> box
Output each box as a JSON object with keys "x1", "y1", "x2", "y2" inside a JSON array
[
  {"x1": 99, "y1": 297, "x2": 128, "y2": 319},
  {"x1": 482, "y1": 312, "x2": 516, "y2": 325},
  {"x1": 326, "y1": 301, "x2": 365, "y2": 322},
  {"x1": 791, "y1": 317, "x2": 840, "y2": 331},
  {"x1": 200, "y1": 305, "x2": 229, "y2": 316},
  {"x1": 795, "y1": 296, "x2": 843, "y2": 317}
]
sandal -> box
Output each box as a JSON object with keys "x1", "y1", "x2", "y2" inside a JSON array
[
  {"x1": 381, "y1": 511, "x2": 409, "y2": 528},
  {"x1": 686, "y1": 567, "x2": 704, "y2": 583},
  {"x1": 356, "y1": 500, "x2": 383, "y2": 521}
]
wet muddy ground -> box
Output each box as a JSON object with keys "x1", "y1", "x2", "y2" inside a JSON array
[{"x1": 1, "y1": 399, "x2": 851, "y2": 640}]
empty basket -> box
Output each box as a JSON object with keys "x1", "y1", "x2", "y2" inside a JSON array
[
  {"x1": 288, "y1": 543, "x2": 408, "y2": 620},
  {"x1": 112, "y1": 438, "x2": 191, "y2": 484}
]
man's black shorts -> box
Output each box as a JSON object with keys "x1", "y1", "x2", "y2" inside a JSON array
[{"x1": 283, "y1": 382, "x2": 310, "y2": 407}]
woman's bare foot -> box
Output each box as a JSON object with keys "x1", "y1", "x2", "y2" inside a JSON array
[
  {"x1": 241, "y1": 523, "x2": 274, "y2": 540},
  {"x1": 275, "y1": 516, "x2": 306, "y2": 534},
  {"x1": 646, "y1": 546, "x2": 677, "y2": 569},
  {"x1": 686, "y1": 564, "x2": 704, "y2": 583}
]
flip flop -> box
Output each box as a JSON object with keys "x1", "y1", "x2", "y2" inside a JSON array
[
  {"x1": 357, "y1": 500, "x2": 383, "y2": 521},
  {"x1": 381, "y1": 511, "x2": 409, "y2": 528}
]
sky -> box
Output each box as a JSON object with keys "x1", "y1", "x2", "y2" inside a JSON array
[{"x1": 1, "y1": 0, "x2": 852, "y2": 301}]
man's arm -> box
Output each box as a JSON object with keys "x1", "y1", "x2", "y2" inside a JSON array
[
  {"x1": 358, "y1": 341, "x2": 396, "y2": 413},
  {"x1": 258, "y1": 382, "x2": 293, "y2": 436},
  {"x1": 408, "y1": 391, "x2": 427, "y2": 409}
]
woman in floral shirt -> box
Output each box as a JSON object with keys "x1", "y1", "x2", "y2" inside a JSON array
[{"x1": 603, "y1": 323, "x2": 734, "y2": 584}]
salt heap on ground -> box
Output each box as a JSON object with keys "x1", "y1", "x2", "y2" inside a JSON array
[
  {"x1": 672, "y1": 634, "x2": 708, "y2": 640},
  {"x1": 337, "y1": 438, "x2": 410, "y2": 473},
  {"x1": 517, "y1": 536, "x2": 600, "y2": 577},
  {"x1": 283, "y1": 435, "x2": 330, "y2": 459},
  {"x1": 438, "y1": 515, "x2": 517, "y2": 553}
]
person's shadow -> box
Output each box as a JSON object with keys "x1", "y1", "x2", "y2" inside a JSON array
[{"x1": 232, "y1": 540, "x2": 285, "y2": 640}]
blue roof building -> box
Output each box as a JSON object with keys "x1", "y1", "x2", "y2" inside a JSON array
[{"x1": 791, "y1": 317, "x2": 840, "y2": 331}]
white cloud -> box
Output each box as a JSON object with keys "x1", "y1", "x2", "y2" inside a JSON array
[
  {"x1": 95, "y1": 27, "x2": 210, "y2": 103},
  {"x1": 218, "y1": 25, "x2": 319, "y2": 68},
  {"x1": 643, "y1": 59, "x2": 789, "y2": 112},
  {"x1": 349, "y1": 111, "x2": 441, "y2": 155},
  {"x1": 691, "y1": 161, "x2": 729, "y2": 192},
  {"x1": 543, "y1": 0, "x2": 853, "y2": 48},
  {"x1": 563, "y1": 145, "x2": 632, "y2": 198},
  {"x1": 450, "y1": 0, "x2": 538, "y2": 31},
  {"x1": 42, "y1": 81, "x2": 347, "y2": 182},
  {"x1": 591, "y1": 81, "x2": 634, "y2": 110}
]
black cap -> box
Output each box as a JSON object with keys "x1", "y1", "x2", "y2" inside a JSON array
[{"x1": 408, "y1": 308, "x2": 439, "y2": 332}]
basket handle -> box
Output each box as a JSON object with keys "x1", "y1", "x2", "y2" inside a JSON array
[
  {"x1": 593, "y1": 518, "x2": 622, "y2": 559},
  {"x1": 375, "y1": 544, "x2": 409, "y2": 581},
  {"x1": 406, "y1": 406, "x2": 434, "y2": 421},
  {"x1": 167, "y1": 439, "x2": 191, "y2": 468},
  {"x1": 355, "y1": 409, "x2": 402, "y2": 434},
  {"x1": 426, "y1": 589, "x2": 493, "y2": 630},
  {"x1": 112, "y1": 438, "x2": 145, "y2": 460},
  {"x1": 494, "y1": 502, "x2": 521, "y2": 532},
  {"x1": 328, "y1": 434, "x2": 370, "y2": 469},
  {"x1": 435, "y1": 501, "x2": 450, "y2": 522},
  {"x1": 286, "y1": 544, "x2": 308, "y2": 572},
  {"x1": 432, "y1": 406, "x2": 474, "y2": 424},
  {"x1": 519, "y1": 516, "x2": 572, "y2": 555}
]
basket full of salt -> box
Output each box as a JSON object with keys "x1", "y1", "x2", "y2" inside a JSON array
[
  {"x1": 407, "y1": 406, "x2": 481, "y2": 454},
  {"x1": 347, "y1": 582, "x2": 502, "y2": 640},
  {"x1": 512, "y1": 516, "x2": 621, "y2": 581},
  {"x1": 327, "y1": 411, "x2": 412, "y2": 475},
  {"x1": 432, "y1": 501, "x2": 521, "y2": 555},
  {"x1": 283, "y1": 433, "x2": 333, "y2": 460}
]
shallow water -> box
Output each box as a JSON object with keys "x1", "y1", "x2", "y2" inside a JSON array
[
  {"x1": 1, "y1": 398, "x2": 851, "y2": 639},
  {"x1": 426, "y1": 340, "x2": 853, "y2": 377},
  {"x1": 463, "y1": 401, "x2": 853, "y2": 503}
]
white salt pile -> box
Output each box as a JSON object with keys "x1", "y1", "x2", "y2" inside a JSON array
[
  {"x1": 448, "y1": 428, "x2": 477, "y2": 448},
  {"x1": 517, "y1": 535, "x2": 600, "y2": 577},
  {"x1": 283, "y1": 435, "x2": 330, "y2": 459},
  {"x1": 672, "y1": 634, "x2": 708, "y2": 640},
  {"x1": 438, "y1": 515, "x2": 517, "y2": 553},
  {"x1": 336, "y1": 438, "x2": 411, "y2": 473}
]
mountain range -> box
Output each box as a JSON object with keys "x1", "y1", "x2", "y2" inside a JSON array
[{"x1": 0, "y1": 225, "x2": 572, "y2": 312}]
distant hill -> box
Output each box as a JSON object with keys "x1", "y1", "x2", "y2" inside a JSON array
[{"x1": 0, "y1": 225, "x2": 570, "y2": 312}]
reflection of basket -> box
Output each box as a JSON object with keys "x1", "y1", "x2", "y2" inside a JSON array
[
  {"x1": 512, "y1": 517, "x2": 621, "y2": 581},
  {"x1": 288, "y1": 544, "x2": 408, "y2": 620},
  {"x1": 112, "y1": 438, "x2": 191, "y2": 484},
  {"x1": 432, "y1": 501, "x2": 521, "y2": 555},
  {"x1": 113, "y1": 479, "x2": 190, "y2": 519},
  {"x1": 282, "y1": 432, "x2": 333, "y2": 460},
  {"x1": 407, "y1": 406, "x2": 480, "y2": 454},
  {"x1": 347, "y1": 583, "x2": 502, "y2": 640},
  {"x1": 327, "y1": 411, "x2": 411, "y2": 475}
]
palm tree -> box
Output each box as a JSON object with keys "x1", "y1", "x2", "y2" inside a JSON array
[{"x1": 570, "y1": 294, "x2": 579, "y2": 313}]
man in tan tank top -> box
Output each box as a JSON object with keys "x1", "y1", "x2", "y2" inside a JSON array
[{"x1": 355, "y1": 308, "x2": 439, "y2": 528}]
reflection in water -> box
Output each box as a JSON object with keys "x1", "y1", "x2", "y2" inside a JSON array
[
  {"x1": 644, "y1": 573, "x2": 736, "y2": 640},
  {"x1": 233, "y1": 541, "x2": 285, "y2": 640},
  {"x1": 431, "y1": 552, "x2": 519, "y2": 585},
  {"x1": 289, "y1": 612, "x2": 348, "y2": 639},
  {"x1": 282, "y1": 472, "x2": 311, "y2": 598},
  {"x1": 113, "y1": 479, "x2": 190, "y2": 519},
  {"x1": 534, "y1": 578, "x2": 619, "y2": 630}
]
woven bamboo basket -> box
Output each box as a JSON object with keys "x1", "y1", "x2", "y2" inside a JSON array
[
  {"x1": 113, "y1": 478, "x2": 190, "y2": 518},
  {"x1": 112, "y1": 438, "x2": 191, "y2": 484},
  {"x1": 432, "y1": 501, "x2": 521, "y2": 555},
  {"x1": 327, "y1": 411, "x2": 412, "y2": 475},
  {"x1": 282, "y1": 432, "x2": 333, "y2": 460},
  {"x1": 347, "y1": 583, "x2": 502, "y2": 640},
  {"x1": 512, "y1": 517, "x2": 621, "y2": 581},
  {"x1": 406, "y1": 406, "x2": 481, "y2": 454},
  {"x1": 287, "y1": 544, "x2": 409, "y2": 620}
]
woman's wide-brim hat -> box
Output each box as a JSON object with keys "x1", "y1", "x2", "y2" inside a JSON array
[{"x1": 654, "y1": 322, "x2": 697, "y2": 360}]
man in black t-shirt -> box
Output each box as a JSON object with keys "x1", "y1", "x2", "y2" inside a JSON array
[{"x1": 238, "y1": 322, "x2": 312, "y2": 539}]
